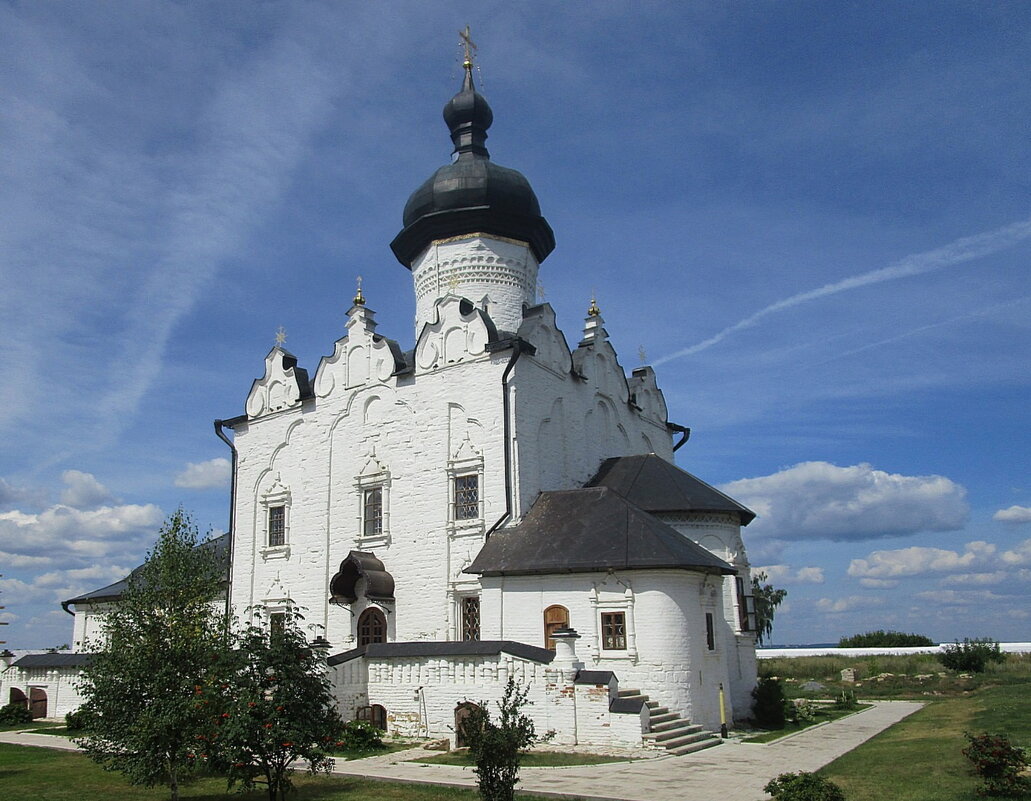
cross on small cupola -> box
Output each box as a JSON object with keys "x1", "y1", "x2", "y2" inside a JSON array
[
  {"x1": 274, "y1": 326, "x2": 287, "y2": 348},
  {"x1": 353, "y1": 275, "x2": 366, "y2": 307},
  {"x1": 459, "y1": 24, "x2": 477, "y2": 70}
]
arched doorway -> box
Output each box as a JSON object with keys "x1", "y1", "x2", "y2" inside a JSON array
[
  {"x1": 357, "y1": 703, "x2": 387, "y2": 731},
  {"x1": 28, "y1": 688, "x2": 47, "y2": 719},
  {"x1": 543, "y1": 604, "x2": 569, "y2": 650},
  {"x1": 9, "y1": 687, "x2": 27, "y2": 709},
  {"x1": 357, "y1": 607, "x2": 386, "y2": 646},
  {"x1": 454, "y1": 701, "x2": 481, "y2": 748}
]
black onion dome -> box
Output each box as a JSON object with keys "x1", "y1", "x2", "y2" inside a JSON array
[{"x1": 390, "y1": 67, "x2": 555, "y2": 268}]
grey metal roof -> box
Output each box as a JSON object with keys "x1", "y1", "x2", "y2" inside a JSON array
[
  {"x1": 587, "y1": 454, "x2": 756, "y2": 525},
  {"x1": 465, "y1": 487, "x2": 735, "y2": 577},
  {"x1": 12, "y1": 653, "x2": 93, "y2": 668},
  {"x1": 63, "y1": 534, "x2": 230, "y2": 607},
  {"x1": 327, "y1": 640, "x2": 555, "y2": 667},
  {"x1": 575, "y1": 670, "x2": 616, "y2": 685}
]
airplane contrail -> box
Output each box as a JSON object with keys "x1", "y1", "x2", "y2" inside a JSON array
[{"x1": 652, "y1": 216, "x2": 1031, "y2": 367}]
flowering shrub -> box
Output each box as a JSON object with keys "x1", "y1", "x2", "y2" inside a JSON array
[
  {"x1": 764, "y1": 772, "x2": 846, "y2": 801},
  {"x1": 962, "y1": 732, "x2": 1031, "y2": 797}
]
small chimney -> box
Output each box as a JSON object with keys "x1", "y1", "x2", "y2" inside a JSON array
[{"x1": 550, "y1": 627, "x2": 583, "y2": 680}]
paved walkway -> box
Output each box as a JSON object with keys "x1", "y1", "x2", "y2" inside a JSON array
[{"x1": 0, "y1": 701, "x2": 922, "y2": 801}]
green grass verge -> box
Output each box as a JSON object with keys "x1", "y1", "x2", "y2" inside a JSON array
[
  {"x1": 819, "y1": 683, "x2": 1031, "y2": 801},
  {"x1": 411, "y1": 749, "x2": 628, "y2": 767},
  {"x1": 740, "y1": 704, "x2": 872, "y2": 743},
  {"x1": 328, "y1": 741, "x2": 413, "y2": 760},
  {"x1": 0, "y1": 743, "x2": 565, "y2": 800},
  {"x1": 0, "y1": 720, "x2": 63, "y2": 732}
]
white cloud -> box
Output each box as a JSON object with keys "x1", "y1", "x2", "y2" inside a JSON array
[
  {"x1": 0, "y1": 502, "x2": 162, "y2": 561},
  {"x1": 174, "y1": 457, "x2": 231, "y2": 490},
  {"x1": 1001, "y1": 539, "x2": 1031, "y2": 566},
  {"x1": 756, "y1": 564, "x2": 825, "y2": 584},
  {"x1": 816, "y1": 595, "x2": 884, "y2": 613},
  {"x1": 915, "y1": 589, "x2": 1008, "y2": 605},
  {"x1": 60, "y1": 470, "x2": 115, "y2": 509},
  {"x1": 858, "y1": 578, "x2": 899, "y2": 589},
  {"x1": 941, "y1": 571, "x2": 1009, "y2": 586},
  {"x1": 848, "y1": 543, "x2": 987, "y2": 578},
  {"x1": 0, "y1": 550, "x2": 53, "y2": 568},
  {"x1": 722, "y1": 461, "x2": 968, "y2": 541},
  {"x1": 995, "y1": 505, "x2": 1031, "y2": 524}
]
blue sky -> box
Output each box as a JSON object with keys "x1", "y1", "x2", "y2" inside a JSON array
[{"x1": 1, "y1": 2, "x2": 1029, "y2": 649}]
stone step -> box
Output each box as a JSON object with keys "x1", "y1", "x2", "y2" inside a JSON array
[
  {"x1": 645, "y1": 723, "x2": 704, "y2": 743},
  {"x1": 617, "y1": 688, "x2": 643, "y2": 698},
  {"x1": 650, "y1": 717, "x2": 699, "y2": 734},
  {"x1": 655, "y1": 729, "x2": 718, "y2": 751},
  {"x1": 646, "y1": 700, "x2": 660, "y2": 709},
  {"x1": 667, "y1": 735, "x2": 722, "y2": 756},
  {"x1": 648, "y1": 711, "x2": 677, "y2": 726}
]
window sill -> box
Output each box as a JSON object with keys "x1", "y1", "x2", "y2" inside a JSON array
[
  {"x1": 260, "y1": 545, "x2": 291, "y2": 561},
  {"x1": 357, "y1": 532, "x2": 390, "y2": 549}
]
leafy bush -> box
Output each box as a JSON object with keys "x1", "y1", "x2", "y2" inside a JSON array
[
  {"x1": 336, "y1": 719, "x2": 384, "y2": 751},
  {"x1": 65, "y1": 708, "x2": 91, "y2": 731},
  {"x1": 941, "y1": 638, "x2": 1005, "y2": 673},
  {"x1": 962, "y1": 732, "x2": 1031, "y2": 797},
  {"x1": 751, "y1": 675, "x2": 787, "y2": 728},
  {"x1": 786, "y1": 699, "x2": 818, "y2": 725},
  {"x1": 839, "y1": 630, "x2": 935, "y2": 647},
  {"x1": 832, "y1": 689, "x2": 858, "y2": 711},
  {"x1": 764, "y1": 772, "x2": 846, "y2": 801},
  {"x1": 461, "y1": 678, "x2": 553, "y2": 801},
  {"x1": 0, "y1": 702, "x2": 33, "y2": 726}
]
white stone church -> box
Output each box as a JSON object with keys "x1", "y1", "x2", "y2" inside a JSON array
[{"x1": 3, "y1": 61, "x2": 759, "y2": 753}]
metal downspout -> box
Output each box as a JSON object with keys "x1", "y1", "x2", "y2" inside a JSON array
[
  {"x1": 214, "y1": 420, "x2": 238, "y2": 626},
  {"x1": 485, "y1": 341, "x2": 528, "y2": 540},
  {"x1": 668, "y1": 422, "x2": 691, "y2": 452}
]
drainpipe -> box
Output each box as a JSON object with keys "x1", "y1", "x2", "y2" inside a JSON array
[
  {"x1": 484, "y1": 339, "x2": 533, "y2": 539},
  {"x1": 668, "y1": 422, "x2": 691, "y2": 452},
  {"x1": 214, "y1": 419, "x2": 239, "y2": 626}
]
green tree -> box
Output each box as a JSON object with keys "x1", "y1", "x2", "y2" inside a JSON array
[
  {"x1": 460, "y1": 678, "x2": 553, "y2": 801},
  {"x1": 76, "y1": 509, "x2": 228, "y2": 801},
  {"x1": 751, "y1": 570, "x2": 787, "y2": 646},
  {"x1": 839, "y1": 630, "x2": 935, "y2": 647},
  {"x1": 212, "y1": 608, "x2": 339, "y2": 801}
]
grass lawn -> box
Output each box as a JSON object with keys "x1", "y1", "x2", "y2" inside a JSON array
[
  {"x1": 328, "y1": 741, "x2": 414, "y2": 760},
  {"x1": 0, "y1": 743, "x2": 565, "y2": 800},
  {"x1": 0, "y1": 720, "x2": 63, "y2": 732},
  {"x1": 819, "y1": 683, "x2": 1031, "y2": 801},
  {"x1": 741, "y1": 703, "x2": 873, "y2": 743},
  {"x1": 412, "y1": 749, "x2": 629, "y2": 767}
]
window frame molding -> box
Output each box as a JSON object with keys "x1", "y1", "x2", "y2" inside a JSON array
[
  {"x1": 259, "y1": 479, "x2": 292, "y2": 561},
  {"x1": 355, "y1": 468, "x2": 391, "y2": 548},
  {"x1": 446, "y1": 452, "x2": 484, "y2": 535},
  {"x1": 589, "y1": 583, "x2": 639, "y2": 663}
]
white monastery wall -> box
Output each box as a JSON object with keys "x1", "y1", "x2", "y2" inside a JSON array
[
  {"x1": 233, "y1": 295, "x2": 510, "y2": 652},
  {"x1": 480, "y1": 570, "x2": 740, "y2": 729}
]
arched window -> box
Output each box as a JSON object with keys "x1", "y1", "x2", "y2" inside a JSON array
[
  {"x1": 543, "y1": 605, "x2": 569, "y2": 650},
  {"x1": 357, "y1": 704, "x2": 387, "y2": 731},
  {"x1": 357, "y1": 607, "x2": 387, "y2": 646}
]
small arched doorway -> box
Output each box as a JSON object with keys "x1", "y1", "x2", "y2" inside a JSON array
[
  {"x1": 543, "y1": 604, "x2": 569, "y2": 650},
  {"x1": 454, "y1": 701, "x2": 481, "y2": 748},
  {"x1": 357, "y1": 607, "x2": 387, "y2": 646},
  {"x1": 357, "y1": 703, "x2": 387, "y2": 731},
  {"x1": 9, "y1": 687, "x2": 27, "y2": 709},
  {"x1": 28, "y1": 687, "x2": 47, "y2": 719}
]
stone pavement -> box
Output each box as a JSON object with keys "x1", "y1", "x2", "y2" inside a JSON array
[{"x1": 0, "y1": 701, "x2": 922, "y2": 801}]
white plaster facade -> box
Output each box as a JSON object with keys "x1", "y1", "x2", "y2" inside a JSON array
[{"x1": 8, "y1": 68, "x2": 760, "y2": 747}]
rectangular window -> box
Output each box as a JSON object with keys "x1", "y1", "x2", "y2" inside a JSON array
[
  {"x1": 601, "y1": 612, "x2": 626, "y2": 650},
  {"x1": 268, "y1": 505, "x2": 285, "y2": 547},
  {"x1": 270, "y1": 612, "x2": 286, "y2": 638},
  {"x1": 461, "y1": 597, "x2": 481, "y2": 641},
  {"x1": 735, "y1": 577, "x2": 751, "y2": 631},
  {"x1": 454, "y1": 474, "x2": 479, "y2": 520},
  {"x1": 705, "y1": 612, "x2": 716, "y2": 651},
  {"x1": 363, "y1": 488, "x2": 383, "y2": 537}
]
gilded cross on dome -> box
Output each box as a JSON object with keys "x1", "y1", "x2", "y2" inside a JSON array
[
  {"x1": 459, "y1": 25, "x2": 477, "y2": 68},
  {"x1": 274, "y1": 326, "x2": 287, "y2": 347},
  {"x1": 353, "y1": 275, "x2": 366, "y2": 306}
]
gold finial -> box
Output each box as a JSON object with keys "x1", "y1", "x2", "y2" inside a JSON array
[
  {"x1": 353, "y1": 275, "x2": 365, "y2": 306},
  {"x1": 459, "y1": 25, "x2": 477, "y2": 69},
  {"x1": 274, "y1": 326, "x2": 287, "y2": 347},
  {"x1": 587, "y1": 294, "x2": 601, "y2": 317}
]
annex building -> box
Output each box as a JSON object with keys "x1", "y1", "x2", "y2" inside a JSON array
[{"x1": 2, "y1": 59, "x2": 759, "y2": 754}]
